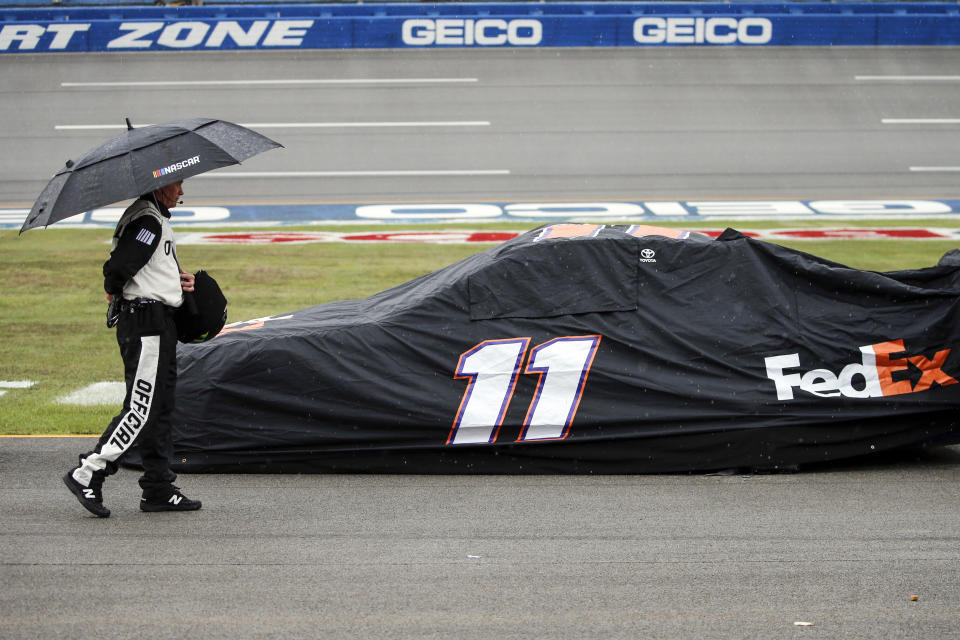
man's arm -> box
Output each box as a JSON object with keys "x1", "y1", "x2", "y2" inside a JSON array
[{"x1": 103, "y1": 216, "x2": 163, "y2": 297}]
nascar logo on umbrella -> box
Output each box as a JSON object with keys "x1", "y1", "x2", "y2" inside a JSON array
[{"x1": 152, "y1": 155, "x2": 201, "y2": 179}]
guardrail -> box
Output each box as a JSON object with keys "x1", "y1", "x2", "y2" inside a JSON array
[{"x1": 2, "y1": 2, "x2": 959, "y2": 52}]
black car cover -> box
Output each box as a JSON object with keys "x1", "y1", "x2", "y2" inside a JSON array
[{"x1": 155, "y1": 224, "x2": 960, "y2": 473}]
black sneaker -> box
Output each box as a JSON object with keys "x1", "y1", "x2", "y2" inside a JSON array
[
  {"x1": 62, "y1": 472, "x2": 110, "y2": 518},
  {"x1": 140, "y1": 486, "x2": 201, "y2": 512}
]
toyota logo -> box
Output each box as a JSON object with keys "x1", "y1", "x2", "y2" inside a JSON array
[{"x1": 641, "y1": 248, "x2": 656, "y2": 260}]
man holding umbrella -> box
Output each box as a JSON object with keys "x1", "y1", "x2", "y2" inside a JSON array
[
  {"x1": 21, "y1": 117, "x2": 282, "y2": 518},
  {"x1": 63, "y1": 178, "x2": 200, "y2": 517}
]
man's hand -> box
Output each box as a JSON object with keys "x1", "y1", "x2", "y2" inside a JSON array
[{"x1": 180, "y1": 271, "x2": 195, "y2": 293}]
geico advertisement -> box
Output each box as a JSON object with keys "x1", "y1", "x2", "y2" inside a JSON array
[
  {"x1": 3, "y1": 13, "x2": 935, "y2": 52},
  {"x1": 400, "y1": 16, "x2": 772, "y2": 47},
  {"x1": 0, "y1": 16, "x2": 786, "y2": 51},
  {"x1": 0, "y1": 12, "x2": 960, "y2": 53}
]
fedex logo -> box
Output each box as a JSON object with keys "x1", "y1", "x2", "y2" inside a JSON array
[{"x1": 764, "y1": 339, "x2": 957, "y2": 400}]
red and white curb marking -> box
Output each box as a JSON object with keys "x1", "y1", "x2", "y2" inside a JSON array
[
  {"x1": 758, "y1": 228, "x2": 960, "y2": 240},
  {"x1": 175, "y1": 230, "x2": 519, "y2": 244},
  {"x1": 175, "y1": 228, "x2": 960, "y2": 245}
]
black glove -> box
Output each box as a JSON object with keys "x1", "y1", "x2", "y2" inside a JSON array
[{"x1": 106, "y1": 297, "x2": 121, "y2": 328}]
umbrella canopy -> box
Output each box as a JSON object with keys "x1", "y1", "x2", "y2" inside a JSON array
[{"x1": 22, "y1": 117, "x2": 282, "y2": 233}]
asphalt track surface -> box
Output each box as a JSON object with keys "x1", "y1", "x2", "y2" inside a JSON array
[
  {"x1": 3, "y1": 437, "x2": 960, "y2": 639},
  {"x1": 3, "y1": 47, "x2": 960, "y2": 207},
  {"x1": 4, "y1": 47, "x2": 960, "y2": 639}
]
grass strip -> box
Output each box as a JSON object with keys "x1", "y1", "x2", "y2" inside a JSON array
[{"x1": 1, "y1": 221, "x2": 957, "y2": 435}]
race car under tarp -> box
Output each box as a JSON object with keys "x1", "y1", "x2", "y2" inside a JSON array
[{"x1": 160, "y1": 224, "x2": 960, "y2": 473}]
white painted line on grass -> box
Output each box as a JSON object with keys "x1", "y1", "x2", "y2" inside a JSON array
[
  {"x1": 910, "y1": 167, "x2": 960, "y2": 172},
  {"x1": 194, "y1": 169, "x2": 511, "y2": 178},
  {"x1": 0, "y1": 381, "x2": 35, "y2": 388},
  {"x1": 56, "y1": 382, "x2": 125, "y2": 406},
  {"x1": 0, "y1": 380, "x2": 34, "y2": 399},
  {"x1": 56, "y1": 121, "x2": 490, "y2": 131},
  {"x1": 61, "y1": 78, "x2": 479, "y2": 87},
  {"x1": 856, "y1": 75, "x2": 960, "y2": 81},
  {"x1": 882, "y1": 119, "x2": 960, "y2": 124}
]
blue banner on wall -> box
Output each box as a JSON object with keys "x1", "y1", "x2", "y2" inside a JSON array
[{"x1": 1, "y1": 2, "x2": 959, "y2": 52}]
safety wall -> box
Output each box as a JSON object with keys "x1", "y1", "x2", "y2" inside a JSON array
[{"x1": 1, "y1": 2, "x2": 959, "y2": 53}]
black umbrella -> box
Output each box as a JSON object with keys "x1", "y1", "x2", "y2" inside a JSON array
[{"x1": 22, "y1": 117, "x2": 282, "y2": 233}]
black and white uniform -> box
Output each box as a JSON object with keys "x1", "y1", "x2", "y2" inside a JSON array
[{"x1": 70, "y1": 197, "x2": 183, "y2": 499}]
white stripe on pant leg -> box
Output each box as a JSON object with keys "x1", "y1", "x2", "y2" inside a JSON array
[{"x1": 73, "y1": 336, "x2": 160, "y2": 486}]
